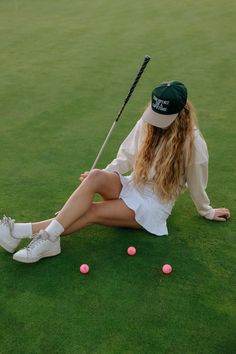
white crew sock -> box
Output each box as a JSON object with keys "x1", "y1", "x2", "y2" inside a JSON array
[
  {"x1": 45, "y1": 220, "x2": 64, "y2": 241},
  {"x1": 12, "y1": 223, "x2": 33, "y2": 239}
]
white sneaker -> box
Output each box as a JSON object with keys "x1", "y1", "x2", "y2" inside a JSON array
[
  {"x1": 0, "y1": 216, "x2": 22, "y2": 253},
  {"x1": 13, "y1": 230, "x2": 61, "y2": 263}
]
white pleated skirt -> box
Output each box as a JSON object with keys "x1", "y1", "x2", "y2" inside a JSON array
[{"x1": 119, "y1": 174, "x2": 174, "y2": 236}]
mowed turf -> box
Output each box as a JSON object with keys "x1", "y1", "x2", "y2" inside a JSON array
[{"x1": 0, "y1": 0, "x2": 235, "y2": 353}]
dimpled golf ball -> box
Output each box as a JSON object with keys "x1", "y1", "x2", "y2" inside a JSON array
[
  {"x1": 127, "y1": 246, "x2": 136, "y2": 256},
  {"x1": 162, "y1": 264, "x2": 172, "y2": 274},
  {"x1": 80, "y1": 264, "x2": 90, "y2": 274}
]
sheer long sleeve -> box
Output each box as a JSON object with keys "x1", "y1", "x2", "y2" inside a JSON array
[
  {"x1": 104, "y1": 119, "x2": 144, "y2": 175},
  {"x1": 185, "y1": 131, "x2": 215, "y2": 220}
]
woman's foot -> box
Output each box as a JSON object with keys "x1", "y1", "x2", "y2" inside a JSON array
[
  {"x1": 0, "y1": 216, "x2": 23, "y2": 253},
  {"x1": 13, "y1": 230, "x2": 61, "y2": 263}
]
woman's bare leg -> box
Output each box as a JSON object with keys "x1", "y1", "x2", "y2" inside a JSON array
[
  {"x1": 12, "y1": 171, "x2": 137, "y2": 263},
  {"x1": 32, "y1": 199, "x2": 142, "y2": 235},
  {"x1": 54, "y1": 169, "x2": 122, "y2": 230}
]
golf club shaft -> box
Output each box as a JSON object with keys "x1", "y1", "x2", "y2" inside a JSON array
[
  {"x1": 91, "y1": 55, "x2": 151, "y2": 170},
  {"x1": 90, "y1": 121, "x2": 116, "y2": 170}
]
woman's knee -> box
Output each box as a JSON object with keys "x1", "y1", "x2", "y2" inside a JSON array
[
  {"x1": 82, "y1": 169, "x2": 121, "y2": 199},
  {"x1": 87, "y1": 169, "x2": 105, "y2": 179},
  {"x1": 85, "y1": 169, "x2": 107, "y2": 187}
]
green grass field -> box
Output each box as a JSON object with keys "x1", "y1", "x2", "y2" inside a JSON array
[{"x1": 0, "y1": 0, "x2": 235, "y2": 353}]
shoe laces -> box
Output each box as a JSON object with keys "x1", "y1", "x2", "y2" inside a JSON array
[
  {"x1": 26, "y1": 230, "x2": 49, "y2": 252},
  {"x1": 0, "y1": 215, "x2": 15, "y2": 234}
]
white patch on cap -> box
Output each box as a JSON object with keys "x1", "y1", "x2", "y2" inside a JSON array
[{"x1": 153, "y1": 96, "x2": 170, "y2": 112}]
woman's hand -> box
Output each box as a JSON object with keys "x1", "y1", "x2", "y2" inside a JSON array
[
  {"x1": 213, "y1": 208, "x2": 230, "y2": 221},
  {"x1": 80, "y1": 171, "x2": 90, "y2": 182}
]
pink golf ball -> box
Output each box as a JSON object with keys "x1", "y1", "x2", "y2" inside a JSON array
[
  {"x1": 80, "y1": 264, "x2": 90, "y2": 274},
  {"x1": 127, "y1": 246, "x2": 136, "y2": 256},
  {"x1": 162, "y1": 264, "x2": 172, "y2": 274}
]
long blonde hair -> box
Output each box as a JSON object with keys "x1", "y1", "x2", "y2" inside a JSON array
[{"x1": 133, "y1": 100, "x2": 197, "y2": 201}]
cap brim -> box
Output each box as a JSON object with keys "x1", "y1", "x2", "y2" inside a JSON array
[{"x1": 141, "y1": 105, "x2": 178, "y2": 128}]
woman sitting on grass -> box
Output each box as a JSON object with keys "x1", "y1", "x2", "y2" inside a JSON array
[{"x1": 0, "y1": 81, "x2": 230, "y2": 263}]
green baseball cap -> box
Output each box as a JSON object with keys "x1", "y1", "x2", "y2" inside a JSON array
[{"x1": 141, "y1": 81, "x2": 188, "y2": 128}]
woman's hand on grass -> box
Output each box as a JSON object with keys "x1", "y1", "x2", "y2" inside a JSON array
[{"x1": 213, "y1": 208, "x2": 230, "y2": 221}]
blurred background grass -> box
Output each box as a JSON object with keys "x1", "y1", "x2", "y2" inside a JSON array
[{"x1": 0, "y1": 0, "x2": 235, "y2": 353}]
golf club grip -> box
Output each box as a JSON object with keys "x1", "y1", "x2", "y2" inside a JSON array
[{"x1": 115, "y1": 55, "x2": 151, "y2": 122}]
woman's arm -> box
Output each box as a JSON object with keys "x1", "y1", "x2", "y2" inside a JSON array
[
  {"x1": 186, "y1": 160, "x2": 230, "y2": 221},
  {"x1": 186, "y1": 161, "x2": 215, "y2": 219},
  {"x1": 80, "y1": 119, "x2": 144, "y2": 182},
  {"x1": 103, "y1": 119, "x2": 144, "y2": 175}
]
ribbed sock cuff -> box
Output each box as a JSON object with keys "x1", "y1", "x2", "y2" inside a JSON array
[
  {"x1": 45, "y1": 220, "x2": 64, "y2": 240},
  {"x1": 13, "y1": 223, "x2": 33, "y2": 238}
]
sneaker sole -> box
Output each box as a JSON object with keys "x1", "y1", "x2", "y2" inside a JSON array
[
  {"x1": 0, "y1": 238, "x2": 18, "y2": 253},
  {"x1": 13, "y1": 248, "x2": 61, "y2": 263}
]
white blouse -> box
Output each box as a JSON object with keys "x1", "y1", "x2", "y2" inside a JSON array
[{"x1": 104, "y1": 119, "x2": 215, "y2": 220}]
